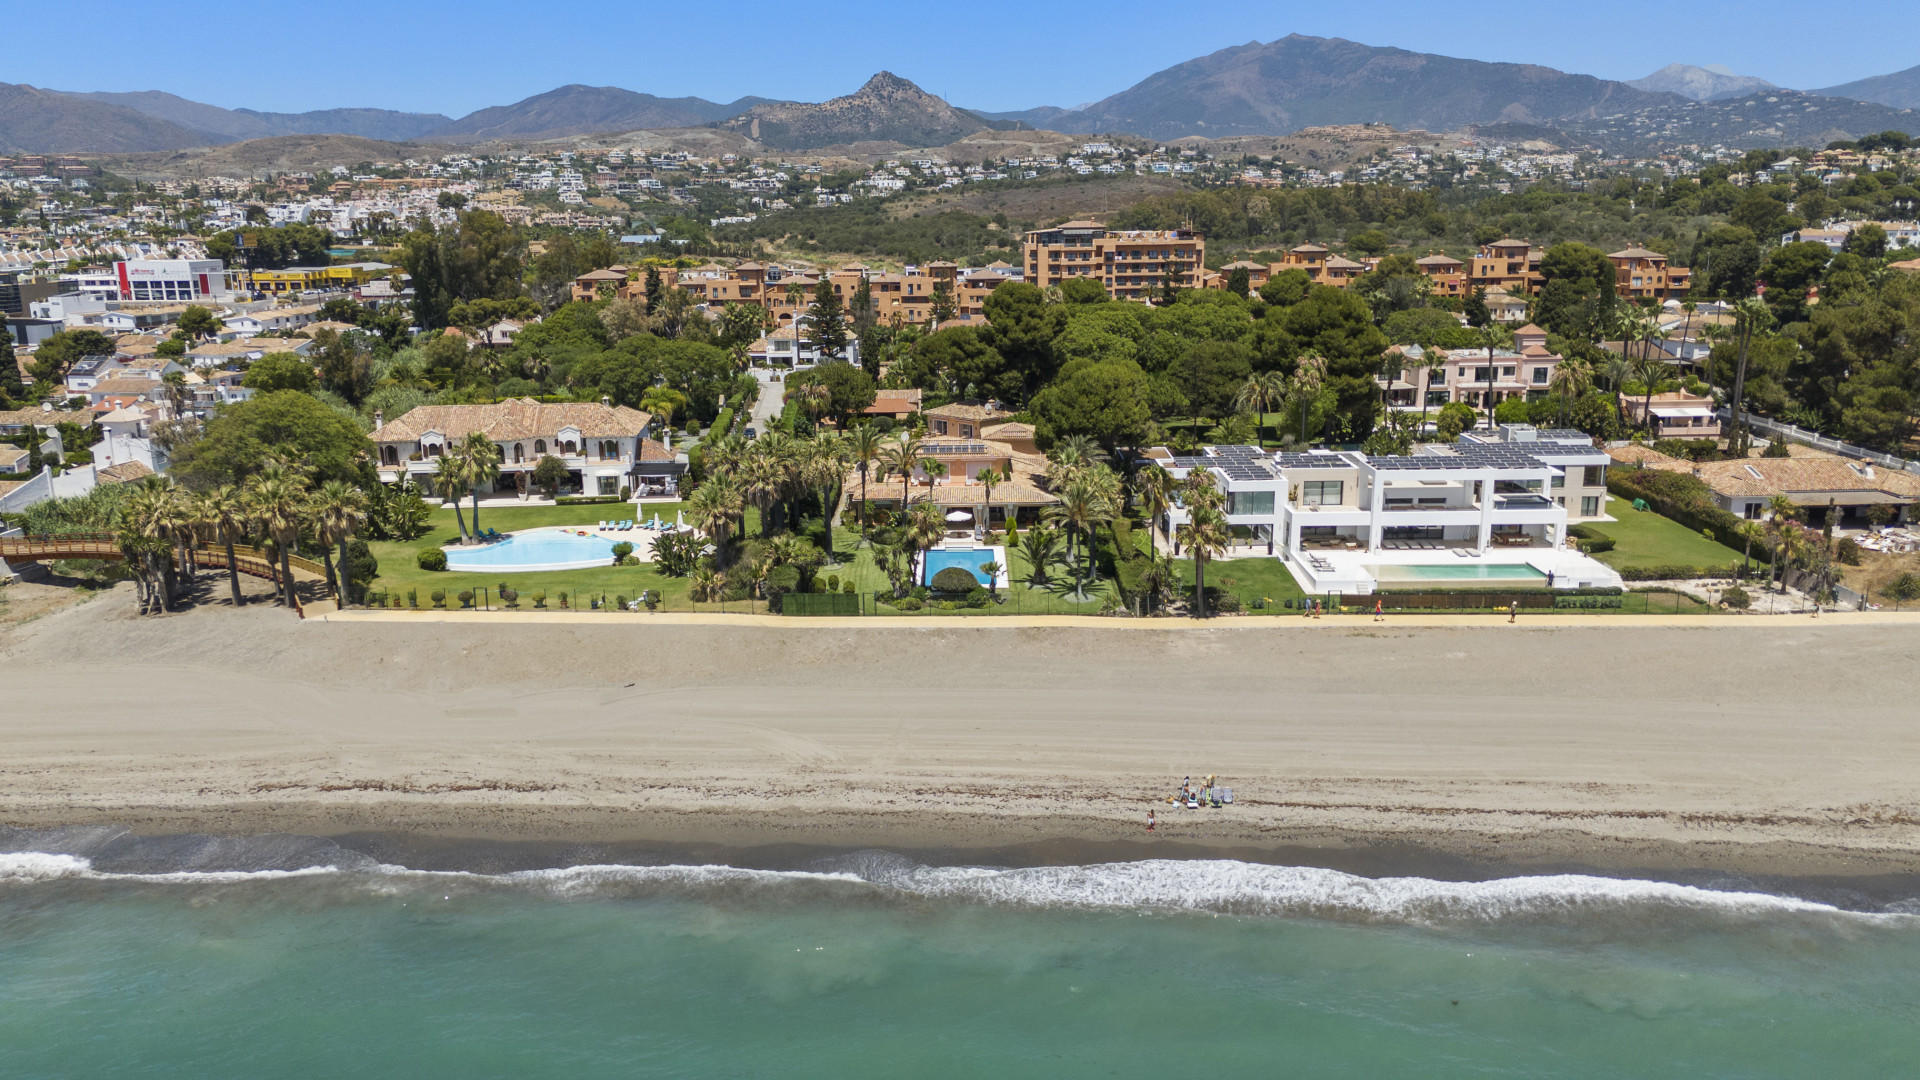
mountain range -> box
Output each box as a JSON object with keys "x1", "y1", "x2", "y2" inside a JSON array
[
  {"x1": 3, "y1": 35, "x2": 1917, "y2": 156},
  {"x1": 1815, "y1": 63, "x2": 1920, "y2": 110},
  {"x1": 1627, "y1": 63, "x2": 1775, "y2": 102}
]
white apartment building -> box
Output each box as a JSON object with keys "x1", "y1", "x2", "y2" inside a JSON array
[{"x1": 1150, "y1": 427, "x2": 1620, "y2": 595}]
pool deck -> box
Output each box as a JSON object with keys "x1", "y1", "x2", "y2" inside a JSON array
[{"x1": 1280, "y1": 544, "x2": 1623, "y2": 594}]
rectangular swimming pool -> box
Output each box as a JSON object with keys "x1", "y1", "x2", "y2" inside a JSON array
[
  {"x1": 921, "y1": 547, "x2": 1003, "y2": 587},
  {"x1": 1370, "y1": 563, "x2": 1548, "y2": 584}
]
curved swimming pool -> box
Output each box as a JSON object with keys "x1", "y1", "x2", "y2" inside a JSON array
[{"x1": 443, "y1": 529, "x2": 619, "y2": 572}]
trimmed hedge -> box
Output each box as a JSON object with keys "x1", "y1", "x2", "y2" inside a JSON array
[
  {"x1": 1566, "y1": 523, "x2": 1615, "y2": 554},
  {"x1": 1608, "y1": 467, "x2": 1771, "y2": 564},
  {"x1": 554, "y1": 494, "x2": 626, "y2": 505},
  {"x1": 417, "y1": 548, "x2": 448, "y2": 571},
  {"x1": 1617, "y1": 563, "x2": 1752, "y2": 581},
  {"x1": 712, "y1": 407, "x2": 736, "y2": 438},
  {"x1": 930, "y1": 566, "x2": 980, "y2": 593}
]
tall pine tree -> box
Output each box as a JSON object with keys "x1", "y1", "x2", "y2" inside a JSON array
[
  {"x1": 0, "y1": 329, "x2": 22, "y2": 407},
  {"x1": 805, "y1": 278, "x2": 850, "y2": 361}
]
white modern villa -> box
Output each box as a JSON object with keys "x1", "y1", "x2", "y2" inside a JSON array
[{"x1": 1149, "y1": 425, "x2": 1623, "y2": 594}]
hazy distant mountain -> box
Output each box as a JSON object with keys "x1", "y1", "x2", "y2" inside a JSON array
[
  {"x1": 972, "y1": 105, "x2": 1081, "y2": 129},
  {"x1": 59, "y1": 90, "x2": 451, "y2": 143},
  {"x1": 1815, "y1": 63, "x2": 1920, "y2": 110},
  {"x1": 0, "y1": 83, "x2": 213, "y2": 152},
  {"x1": 716, "y1": 72, "x2": 988, "y2": 149},
  {"x1": 1627, "y1": 64, "x2": 1775, "y2": 102},
  {"x1": 1028, "y1": 34, "x2": 1674, "y2": 140},
  {"x1": 424, "y1": 85, "x2": 770, "y2": 142}
]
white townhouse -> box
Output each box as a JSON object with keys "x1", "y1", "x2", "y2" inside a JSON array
[{"x1": 1149, "y1": 426, "x2": 1620, "y2": 595}]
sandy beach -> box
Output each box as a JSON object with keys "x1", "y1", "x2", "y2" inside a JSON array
[{"x1": 4, "y1": 585, "x2": 1920, "y2": 877}]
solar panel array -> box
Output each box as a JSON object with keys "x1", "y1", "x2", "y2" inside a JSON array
[
  {"x1": 1357, "y1": 443, "x2": 1556, "y2": 472},
  {"x1": 1208, "y1": 444, "x2": 1277, "y2": 481},
  {"x1": 1273, "y1": 452, "x2": 1350, "y2": 470},
  {"x1": 921, "y1": 442, "x2": 989, "y2": 456}
]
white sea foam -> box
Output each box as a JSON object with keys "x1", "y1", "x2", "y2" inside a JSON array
[{"x1": 1, "y1": 850, "x2": 1909, "y2": 926}]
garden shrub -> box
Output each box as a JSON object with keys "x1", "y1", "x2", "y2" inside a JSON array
[
  {"x1": 430, "y1": 589, "x2": 446, "y2": 608},
  {"x1": 965, "y1": 586, "x2": 990, "y2": 608},
  {"x1": 930, "y1": 566, "x2": 979, "y2": 593},
  {"x1": 841, "y1": 581, "x2": 856, "y2": 595},
  {"x1": 1836, "y1": 538, "x2": 1862, "y2": 566},
  {"x1": 1721, "y1": 585, "x2": 1752, "y2": 610},
  {"x1": 892, "y1": 596, "x2": 924, "y2": 611},
  {"x1": 532, "y1": 591, "x2": 547, "y2": 609},
  {"x1": 407, "y1": 588, "x2": 418, "y2": 609},
  {"x1": 500, "y1": 586, "x2": 519, "y2": 608},
  {"x1": 910, "y1": 585, "x2": 931, "y2": 601},
  {"x1": 417, "y1": 548, "x2": 448, "y2": 571},
  {"x1": 619, "y1": 485, "x2": 631, "y2": 501},
  {"x1": 827, "y1": 575, "x2": 840, "y2": 592},
  {"x1": 557, "y1": 591, "x2": 569, "y2": 608},
  {"x1": 615, "y1": 594, "x2": 629, "y2": 611},
  {"x1": 643, "y1": 590, "x2": 660, "y2": 611},
  {"x1": 457, "y1": 590, "x2": 474, "y2": 608},
  {"x1": 611, "y1": 541, "x2": 635, "y2": 564},
  {"x1": 1566, "y1": 523, "x2": 1615, "y2": 554}
]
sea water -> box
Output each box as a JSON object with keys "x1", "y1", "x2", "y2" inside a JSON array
[{"x1": 2, "y1": 844, "x2": 1917, "y2": 1077}]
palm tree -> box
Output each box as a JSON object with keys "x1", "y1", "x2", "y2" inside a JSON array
[
  {"x1": 1133, "y1": 464, "x2": 1173, "y2": 549},
  {"x1": 433, "y1": 453, "x2": 471, "y2": 544},
  {"x1": 740, "y1": 442, "x2": 789, "y2": 537},
  {"x1": 310, "y1": 480, "x2": 368, "y2": 604},
  {"x1": 1418, "y1": 355, "x2": 1446, "y2": 434},
  {"x1": 199, "y1": 485, "x2": 248, "y2": 607},
  {"x1": 904, "y1": 500, "x2": 945, "y2": 585},
  {"x1": 1290, "y1": 356, "x2": 1327, "y2": 443},
  {"x1": 1234, "y1": 371, "x2": 1289, "y2": 444},
  {"x1": 1737, "y1": 519, "x2": 1766, "y2": 578},
  {"x1": 918, "y1": 457, "x2": 948, "y2": 504},
  {"x1": 1633, "y1": 348, "x2": 1668, "y2": 432},
  {"x1": 1179, "y1": 506, "x2": 1232, "y2": 619},
  {"x1": 686, "y1": 474, "x2": 743, "y2": 566},
  {"x1": 976, "y1": 466, "x2": 1005, "y2": 534},
  {"x1": 115, "y1": 482, "x2": 172, "y2": 614},
  {"x1": 1045, "y1": 468, "x2": 1118, "y2": 597},
  {"x1": 1726, "y1": 296, "x2": 1772, "y2": 456},
  {"x1": 847, "y1": 423, "x2": 885, "y2": 540},
  {"x1": 884, "y1": 435, "x2": 922, "y2": 509},
  {"x1": 979, "y1": 560, "x2": 1004, "y2": 599},
  {"x1": 1773, "y1": 523, "x2": 1807, "y2": 596},
  {"x1": 247, "y1": 468, "x2": 308, "y2": 608},
  {"x1": 1016, "y1": 527, "x2": 1065, "y2": 587},
  {"x1": 1547, "y1": 357, "x2": 1593, "y2": 426},
  {"x1": 459, "y1": 433, "x2": 500, "y2": 538},
  {"x1": 800, "y1": 433, "x2": 848, "y2": 531},
  {"x1": 1601, "y1": 354, "x2": 1635, "y2": 423}
]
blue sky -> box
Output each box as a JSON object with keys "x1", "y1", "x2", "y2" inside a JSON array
[{"x1": 19, "y1": 1, "x2": 1915, "y2": 116}]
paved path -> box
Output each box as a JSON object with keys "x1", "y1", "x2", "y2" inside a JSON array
[{"x1": 318, "y1": 609, "x2": 1920, "y2": 629}]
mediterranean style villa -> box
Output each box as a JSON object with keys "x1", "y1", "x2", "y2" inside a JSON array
[
  {"x1": 847, "y1": 403, "x2": 1058, "y2": 529},
  {"x1": 1382, "y1": 324, "x2": 1564, "y2": 412},
  {"x1": 370, "y1": 398, "x2": 683, "y2": 497},
  {"x1": 1149, "y1": 425, "x2": 1622, "y2": 595}
]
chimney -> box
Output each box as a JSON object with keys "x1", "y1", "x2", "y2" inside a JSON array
[
  {"x1": 373, "y1": 409, "x2": 383, "y2": 430},
  {"x1": 600, "y1": 395, "x2": 612, "y2": 409}
]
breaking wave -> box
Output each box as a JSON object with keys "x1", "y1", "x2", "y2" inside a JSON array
[{"x1": 3, "y1": 841, "x2": 1911, "y2": 926}]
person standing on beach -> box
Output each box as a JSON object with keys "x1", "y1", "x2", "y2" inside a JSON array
[
  {"x1": 1374, "y1": 598, "x2": 1384, "y2": 622},
  {"x1": 1146, "y1": 809, "x2": 1156, "y2": 832},
  {"x1": 1508, "y1": 600, "x2": 1518, "y2": 623}
]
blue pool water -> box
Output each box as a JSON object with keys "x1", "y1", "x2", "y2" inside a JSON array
[
  {"x1": 921, "y1": 547, "x2": 1001, "y2": 586},
  {"x1": 444, "y1": 529, "x2": 618, "y2": 572},
  {"x1": 1372, "y1": 562, "x2": 1548, "y2": 582}
]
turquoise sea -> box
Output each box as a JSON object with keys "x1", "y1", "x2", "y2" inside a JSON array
[{"x1": 3, "y1": 836, "x2": 1918, "y2": 1078}]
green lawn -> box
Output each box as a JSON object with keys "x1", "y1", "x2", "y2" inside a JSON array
[
  {"x1": 1593, "y1": 494, "x2": 1749, "y2": 571},
  {"x1": 363, "y1": 502, "x2": 744, "y2": 613},
  {"x1": 1174, "y1": 554, "x2": 1310, "y2": 612}
]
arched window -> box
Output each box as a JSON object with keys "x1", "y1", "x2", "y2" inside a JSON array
[
  {"x1": 382, "y1": 446, "x2": 398, "y2": 466},
  {"x1": 534, "y1": 439, "x2": 546, "y2": 454},
  {"x1": 601, "y1": 440, "x2": 618, "y2": 459},
  {"x1": 562, "y1": 440, "x2": 577, "y2": 455},
  {"x1": 513, "y1": 443, "x2": 524, "y2": 463}
]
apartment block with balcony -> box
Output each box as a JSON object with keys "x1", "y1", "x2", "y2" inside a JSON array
[
  {"x1": 1607, "y1": 246, "x2": 1691, "y2": 301},
  {"x1": 1023, "y1": 221, "x2": 1203, "y2": 301},
  {"x1": 1384, "y1": 324, "x2": 1563, "y2": 413},
  {"x1": 1413, "y1": 253, "x2": 1467, "y2": 298},
  {"x1": 1469, "y1": 238, "x2": 1543, "y2": 295},
  {"x1": 1270, "y1": 244, "x2": 1367, "y2": 288}
]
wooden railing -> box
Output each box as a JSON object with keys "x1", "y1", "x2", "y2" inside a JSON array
[{"x1": 0, "y1": 535, "x2": 123, "y2": 562}]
